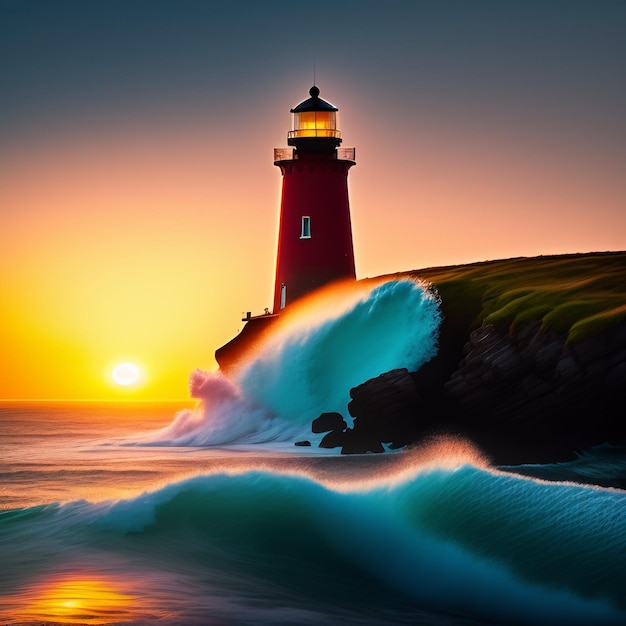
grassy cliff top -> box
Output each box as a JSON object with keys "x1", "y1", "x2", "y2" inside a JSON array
[{"x1": 392, "y1": 251, "x2": 626, "y2": 343}]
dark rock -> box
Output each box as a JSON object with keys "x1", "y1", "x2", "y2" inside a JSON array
[
  {"x1": 312, "y1": 412, "x2": 347, "y2": 433},
  {"x1": 343, "y1": 368, "x2": 424, "y2": 453},
  {"x1": 438, "y1": 319, "x2": 626, "y2": 463},
  {"x1": 333, "y1": 313, "x2": 626, "y2": 464},
  {"x1": 294, "y1": 440, "x2": 311, "y2": 447},
  {"x1": 605, "y1": 361, "x2": 626, "y2": 396},
  {"x1": 319, "y1": 430, "x2": 347, "y2": 449},
  {"x1": 340, "y1": 429, "x2": 385, "y2": 454}
]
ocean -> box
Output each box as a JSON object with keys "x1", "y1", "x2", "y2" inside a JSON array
[{"x1": 1, "y1": 279, "x2": 625, "y2": 625}]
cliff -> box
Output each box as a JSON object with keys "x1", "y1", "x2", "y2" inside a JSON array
[{"x1": 311, "y1": 252, "x2": 626, "y2": 464}]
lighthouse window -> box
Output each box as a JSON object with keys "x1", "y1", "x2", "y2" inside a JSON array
[{"x1": 300, "y1": 216, "x2": 311, "y2": 239}]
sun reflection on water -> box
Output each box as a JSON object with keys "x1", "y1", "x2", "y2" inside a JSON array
[{"x1": 25, "y1": 577, "x2": 134, "y2": 624}]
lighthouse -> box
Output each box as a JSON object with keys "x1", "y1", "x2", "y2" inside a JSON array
[
  {"x1": 215, "y1": 85, "x2": 356, "y2": 370},
  {"x1": 272, "y1": 85, "x2": 356, "y2": 312}
]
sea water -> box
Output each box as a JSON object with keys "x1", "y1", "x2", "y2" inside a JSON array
[{"x1": 1, "y1": 279, "x2": 625, "y2": 625}]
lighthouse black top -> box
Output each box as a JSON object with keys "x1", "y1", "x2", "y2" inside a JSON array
[{"x1": 290, "y1": 86, "x2": 338, "y2": 112}]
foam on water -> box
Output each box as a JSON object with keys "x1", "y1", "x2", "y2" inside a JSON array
[{"x1": 139, "y1": 278, "x2": 442, "y2": 447}]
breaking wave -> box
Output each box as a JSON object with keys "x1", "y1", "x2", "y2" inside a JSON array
[
  {"x1": 3, "y1": 446, "x2": 625, "y2": 625},
  {"x1": 140, "y1": 278, "x2": 442, "y2": 447}
]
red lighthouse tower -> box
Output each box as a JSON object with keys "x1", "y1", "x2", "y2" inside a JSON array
[
  {"x1": 272, "y1": 85, "x2": 356, "y2": 312},
  {"x1": 215, "y1": 86, "x2": 356, "y2": 370}
]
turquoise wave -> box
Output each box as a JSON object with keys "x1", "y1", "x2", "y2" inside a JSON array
[
  {"x1": 2, "y1": 458, "x2": 625, "y2": 625},
  {"x1": 237, "y1": 278, "x2": 442, "y2": 425},
  {"x1": 142, "y1": 278, "x2": 442, "y2": 446}
]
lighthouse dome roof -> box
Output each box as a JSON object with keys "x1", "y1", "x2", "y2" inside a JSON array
[{"x1": 290, "y1": 86, "x2": 338, "y2": 113}]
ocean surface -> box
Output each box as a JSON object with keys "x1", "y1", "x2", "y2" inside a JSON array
[{"x1": 1, "y1": 279, "x2": 625, "y2": 625}]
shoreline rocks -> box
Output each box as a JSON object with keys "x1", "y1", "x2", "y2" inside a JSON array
[{"x1": 304, "y1": 319, "x2": 626, "y2": 464}]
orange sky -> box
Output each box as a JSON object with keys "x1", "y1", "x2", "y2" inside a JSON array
[{"x1": 1, "y1": 2, "x2": 624, "y2": 400}]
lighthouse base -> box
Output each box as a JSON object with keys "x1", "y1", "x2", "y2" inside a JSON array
[{"x1": 215, "y1": 314, "x2": 280, "y2": 374}]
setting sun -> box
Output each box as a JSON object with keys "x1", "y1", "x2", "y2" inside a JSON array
[{"x1": 111, "y1": 362, "x2": 141, "y2": 386}]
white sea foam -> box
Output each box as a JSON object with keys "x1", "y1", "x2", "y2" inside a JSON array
[{"x1": 141, "y1": 278, "x2": 441, "y2": 447}]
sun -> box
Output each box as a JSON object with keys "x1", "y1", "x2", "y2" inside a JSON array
[{"x1": 111, "y1": 362, "x2": 141, "y2": 386}]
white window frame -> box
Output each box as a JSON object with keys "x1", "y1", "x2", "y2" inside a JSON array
[{"x1": 300, "y1": 215, "x2": 311, "y2": 239}]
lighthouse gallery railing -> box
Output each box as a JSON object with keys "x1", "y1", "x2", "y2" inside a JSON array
[{"x1": 273, "y1": 147, "x2": 355, "y2": 162}]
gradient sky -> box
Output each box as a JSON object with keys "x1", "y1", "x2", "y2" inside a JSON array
[{"x1": 1, "y1": 0, "x2": 625, "y2": 400}]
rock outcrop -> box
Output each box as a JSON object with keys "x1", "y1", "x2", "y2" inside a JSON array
[
  {"x1": 441, "y1": 320, "x2": 626, "y2": 462},
  {"x1": 312, "y1": 412, "x2": 346, "y2": 434},
  {"x1": 310, "y1": 369, "x2": 434, "y2": 454},
  {"x1": 347, "y1": 369, "x2": 423, "y2": 451},
  {"x1": 307, "y1": 317, "x2": 626, "y2": 463}
]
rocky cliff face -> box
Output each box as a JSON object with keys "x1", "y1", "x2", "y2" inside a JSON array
[
  {"x1": 440, "y1": 320, "x2": 626, "y2": 462},
  {"x1": 309, "y1": 318, "x2": 626, "y2": 464}
]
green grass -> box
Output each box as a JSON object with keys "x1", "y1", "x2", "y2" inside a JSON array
[{"x1": 396, "y1": 252, "x2": 626, "y2": 343}]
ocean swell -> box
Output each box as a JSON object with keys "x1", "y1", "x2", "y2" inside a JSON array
[{"x1": 2, "y1": 451, "x2": 625, "y2": 625}]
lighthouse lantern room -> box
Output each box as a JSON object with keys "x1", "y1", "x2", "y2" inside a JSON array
[
  {"x1": 288, "y1": 85, "x2": 341, "y2": 144},
  {"x1": 272, "y1": 85, "x2": 356, "y2": 313}
]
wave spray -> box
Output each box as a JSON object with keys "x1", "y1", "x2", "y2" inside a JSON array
[{"x1": 141, "y1": 278, "x2": 442, "y2": 447}]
